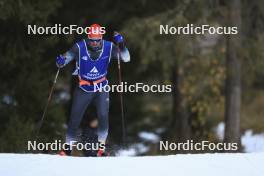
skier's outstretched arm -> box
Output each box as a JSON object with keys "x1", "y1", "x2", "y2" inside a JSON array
[{"x1": 56, "y1": 44, "x2": 78, "y2": 68}]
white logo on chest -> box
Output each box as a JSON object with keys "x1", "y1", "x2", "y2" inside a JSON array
[
  {"x1": 82, "y1": 56, "x2": 88, "y2": 60},
  {"x1": 90, "y1": 66, "x2": 99, "y2": 73}
]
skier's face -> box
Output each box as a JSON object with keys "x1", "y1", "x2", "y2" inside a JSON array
[{"x1": 88, "y1": 39, "x2": 102, "y2": 48}]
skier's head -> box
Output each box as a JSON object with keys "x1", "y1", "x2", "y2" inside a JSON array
[{"x1": 87, "y1": 23, "x2": 103, "y2": 50}]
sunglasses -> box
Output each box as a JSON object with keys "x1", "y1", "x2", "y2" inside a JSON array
[{"x1": 89, "y1": 39, "x2": 101, "y2": 43}]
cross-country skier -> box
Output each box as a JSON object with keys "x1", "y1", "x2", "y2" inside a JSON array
[{"x1": 56, "y1": 23, "x2": 130, "y2": 156}]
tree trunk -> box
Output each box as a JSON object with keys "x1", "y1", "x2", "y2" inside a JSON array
[
  {"x1": 224, "y1": 0, "x2": 241, "y2": 147},
  {"x1": 171, "y1": 63, "x2": 191, "y2": 143}
]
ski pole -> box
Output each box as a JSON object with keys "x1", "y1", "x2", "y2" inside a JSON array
[
  {"x1": 117, "y1": 47, "x2": 127, "y2": 145},
  {"x1": 35, "y1": 68, "x2": 60, "y2": 139}
]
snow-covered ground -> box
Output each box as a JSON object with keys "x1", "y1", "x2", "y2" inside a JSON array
[
  {"x1": 241, "y1": 130, "x2": 264, "y2": 152},
  {"x1": 215, "y1": 122, "x2": 264, "y2": 152},
  {"x1": 0, "y1": 153, "x2": 263, "y2": 176}
]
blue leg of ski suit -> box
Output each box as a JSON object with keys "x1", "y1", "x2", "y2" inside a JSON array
[{"x1": 66, "y1": 87, "x2": 109, "y2": 144}]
